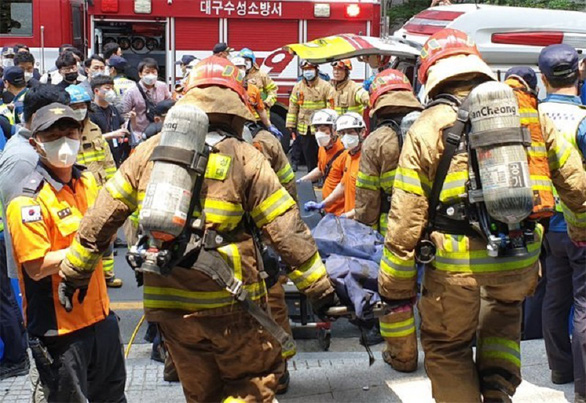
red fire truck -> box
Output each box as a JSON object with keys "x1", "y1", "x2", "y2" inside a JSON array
[{"x1": 0, "y1": 0, "x2": 381, "y2": 126}]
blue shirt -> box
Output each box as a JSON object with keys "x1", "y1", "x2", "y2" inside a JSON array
[
  {"x1": 542, "y1": 93, "x2": 586, "y2": 232},
  {"x1": 0, "y1": 126, "x2": 39, "y2": 276},
  {"x1": 581, "y1": 81, "x2": 586, "y2": 106}
]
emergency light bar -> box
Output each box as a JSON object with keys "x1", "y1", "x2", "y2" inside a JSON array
[{"x1": 491, "y1": 32, "x2": 564, "y2": 47}]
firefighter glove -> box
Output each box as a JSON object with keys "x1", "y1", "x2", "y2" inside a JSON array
[
  {"x1": 312, "y1": 290, "x2": 341, "y2": 321},
  {"x1": 268, "y1": 125, "x2": 283, "y2": 139},
  {"x1": 58, "y1": 280, "x2": 88, "y2": 312},
  {"x1": 304, "y1": 201, "x2": 325, "y2": 211}
]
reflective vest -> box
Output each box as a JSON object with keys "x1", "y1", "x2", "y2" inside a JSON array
[
  {"x1": 114, "y1": 76, "x2": 137, "y2": 98},
  {"x1": 538, "y1": 100, "x2": 586, "y2": 212},
  {"x1": 0, "y1": 102, "x2": 15, "y2": 125},
  {"x1": 505, "y1": 79, "x2": 555, "y2": 219}
]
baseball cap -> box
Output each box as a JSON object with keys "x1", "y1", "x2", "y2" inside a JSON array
[
  {"x1": 505, "y1": 66, "x2": 538, "y2": 91},
  {"x1": 538, "y1": 44, "x2": 579, "y2": 79},
  {"x1": 176, "y1": 55, "x2": 196, "y2": 65},
  {"x1": 108, "y1": 55, "x2": 128, "y2": 70},
  {"x1": 31, "y1": 103, "x2": 81, "y2": 134},
  {"x1": 213, "y1": 43, "x2": 234, "y2": 54},
  {"x1": 3, "y1": 66, "x2": 25, "y2": 87}
]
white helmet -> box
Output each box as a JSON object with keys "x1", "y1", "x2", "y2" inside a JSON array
[
  {"x1": 336, "y1": 112, "x2": 366, "y2": 132},
  {"x1": 311, "y1": 109, "x2": 338, "y2": 127},
  {"x1": 231, "y1": 56, "x2": 246, "y2": 67}
]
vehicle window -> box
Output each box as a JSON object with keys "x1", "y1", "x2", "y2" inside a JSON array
[{"x1": 0, "y1": 0, "x2": 33, "y2": 36}]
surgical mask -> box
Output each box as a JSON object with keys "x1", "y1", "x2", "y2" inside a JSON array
[
  {"x1": 142, "y1": 74, "x2": 157, "y2": 86},
  {"x1": 72, "y1": 107, "x2": 87, "y2": 121},
  {"x1": 24, "y1": 71, "x2": 34, "y2": 82},
  {"x1": 341, "y1": 134, "x2": 360, "y2": 151},
  {"x1": 103, "y1": 89, "x2": 117, "y2": 104},
  {"x1": 38, "y1": 137, "x2": 80, "y2": 168},
  {"x1": 2, "y1": 58, "x2": 13, "y2": 68},
  {"x1": 90, "y1": 70, "x2": 106, "y2": 79},
  {"x1": 245, "y1": 60, "x2": 253, "y2": 71},
  {"x1": 303, "y1": 69, "x2": 316, "y2": 81},
  {"x1": 315, "y1": 131, "x2": 331, "y2": 147},
  {"x1": 64, "y1": 72, "x2": 78, "y2": 83}
]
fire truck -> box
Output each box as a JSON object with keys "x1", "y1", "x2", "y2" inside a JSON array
[{"x1": 0, "y1": 0, "x2": 382, "y2": 133}]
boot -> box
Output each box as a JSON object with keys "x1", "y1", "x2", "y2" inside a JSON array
[
  {"x1": 359, "y1": 323, "x2": 384, "y2": 346},
  {"x1": 380, "y1": 309, "x2": 418, "y2": 372}
]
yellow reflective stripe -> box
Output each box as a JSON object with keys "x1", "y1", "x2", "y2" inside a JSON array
[
  {"x1": 356, "y1": 171, "x2": 380, "y2": 191},
  {"x1": 102, "y1": 256, "x2": 114, "y2": 273},
  {"x1": 143, "y1": 282, "x2": 267, "y2": 310},
  {"x1": 289, "y1": 252, "x2": 326, "y2": 290},
  {"x1": 105, "y1": 167, "x2": 116, "y2": 180},
  {"x1": 201, "y1": 199, "x2": 244, "y2": 231},
  {"x1": 334, "y1": 105, "x2": 365, "y2": 115},
  {"x1": 105, "y1": 171, "x2": 137, "y2": 209},
  {"x1": 217, "y1": 243, "x2": 242, "y2": 281},
  {"x1": 478, "y1": 337, "x2": 521, "y2": 367},
  {"x1": 528, "y1": 142, "x2": 547, "y2": 158},
  {"x1": 519, "y1": 108, "x2": 540, "y2": 125},
  {"x1": 562, "y1": 203, "x2": 586, "y2": 228},
  {"x1": 439, "y1": 171, "x2": 468, "y2": 202},
  {"x1": 394, "y1": 167, "x2": 431, "y2": 196},
  {"x1": 442, "y1": 234, "x2": 467, "y2": 253},
  {"x1": 380, "y1": 247, "x2": 416, "y2": 279},
  {"x1": 66, "y1": 239, "x2": 102, "y2": 272},
  {"x1": 380, "y1": 316, "x2": 416, "y2": 338},
  {"x1": 433, "y1": 227, "x2": 543, "y2": 273},
  {"x1": 380, "y1": 170, "x2": 396, "y2": 194},
  {"x1": 302, "y1": 101, "x2": 328, "y2": 109},
  {"x1": 277, "y1": 164, "x2": 295, "y2": 185},
  {"x1": 251, "y1": 187, "x2": 296, "y2": 228},
  {"x1": 77, "y1": 151, "x2": 106, "y2": 164},
  {"x1": 548, "y1": 140, "x2": 573, "y2": 170},
  {"x1": 379, "y1": 213, "x2": 388, "y2": 237},
  {"x1": 530, "y1": 174, "x2": 553, "y2": 192},
  {"x1": 282, "y1": 345, "x2": 296, "y2": 359}
]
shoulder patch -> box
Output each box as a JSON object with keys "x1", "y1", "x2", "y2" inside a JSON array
[
  {"x1": 205, "y1": 153, "x2": 232, "y2": 181},
  {"x1": 21, "y1": 205, "x2": 42, "y2": 223},
  {"x1": 57, "y1": 207, "x2": 72, "y2": 219}
]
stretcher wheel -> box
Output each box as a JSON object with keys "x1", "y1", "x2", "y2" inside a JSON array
[{"x1": 318, "y1": 328, "x2": 331, "y2": 351}]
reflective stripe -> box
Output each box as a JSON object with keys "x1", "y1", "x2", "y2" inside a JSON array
[
  {"x1": 478, "y1": 337, "x2": 521, "y2": 368},
  {"x1": 394, "y1": 167, "x2": 431, "y2": 196},
  {"x1": 282, "y1": 345, "x2": 297, "y2": 359},
  {"x1": 251, "y1": 187, "x2": 296, "y2": 228},
  {"x1": 519, "y1": 108, "x2": 540, "y2": 125},
  {"x1": 105, "y1": 171, "x2": 137, "y2": 209},
  {"x1": 356, "y1": 171, "x2": 380, "y2": 191},
  {"x1": 548, "y1": 139, "x2": 573, "y2": 170},
  {"x1": 334, "y1": 104, "x2": 365, "y2": 115},
  {"x1": 202, "y1": 199, "x2": 244, "y2": 231},
  {"x1": 77, "y1": 150, "x2": 106, "y2": 164},
  {"x1": 379, "y1": 213, "x2": 388, "y2": 237},
  {"x1": 528, "y1": 142, "x2": 547, "y2": 158},
  {"x1": 277, "y1": 164, "x2": 295, "y2": 185},
  {"x1": 289, "y1": 252, "x2": 327, "y2": 290},
  {"x1": 217, "y1": 243, "x2": 242, "y2": 281},
  {"x1": 102, "y1": 256, "x2": 114, "y2": 273},
  {"x1": 530, "y1": 174, "x2": 553, "y2": 192},
  {"x1": 66, "y1": 238, "x2": 102, "y2": 272},
  {"x1": 143, "y1": 282, "x2": 267, "y2": 311},
  {"x1": 433, "y1": 227, "x2": 542, "y2": 273},
  {"x1": 439, "y1": 171, "x2": 468, "y2": 202},
  {"x1": 105, "y1": 166, "x2": 116, "y2": 180},
  {"x1": 380, "y1": 316, "x2": 416, "y2": 338},
  {"x1": 380, "y1": 169, "x2": 396, "y2": 194},
  {"x1": 443, "y1": 234, "x2": 467, "y2": 253},
  {"x1": 380, "y1": 247, "x2": 417, "y2": 279},
  {"x1": 562, "y1": 203, "x2": 586, "y2": 228}
]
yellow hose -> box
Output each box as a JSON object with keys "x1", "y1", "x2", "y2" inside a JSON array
[{"x1": 125, "y1": 314, "x2": 146, "y2": 358}]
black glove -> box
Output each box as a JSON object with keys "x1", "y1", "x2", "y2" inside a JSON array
[
  {"x1": 58, "y1": 280, "x2": 88, "y2": 312},
  {"x1": 381, "y1": 297, "x2": 415, "y2": 311},
  {"x1": 312, "y1": 291, "x2": 341, "y2": 321},
  {"x1": 135, "y1": 270, "x2": 144, "y2": 287}
]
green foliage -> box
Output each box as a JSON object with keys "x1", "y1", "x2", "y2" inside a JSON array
[
  {"x1": 484, "y1": 0, "x2": 580, "y2": 9},
  {"x1": 388, "y1": 0, "x2": 429, "y2": 28}
]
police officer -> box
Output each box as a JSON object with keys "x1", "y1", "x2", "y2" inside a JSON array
[
  {"x1": 286, "y1": 60, "x2": 335, "y2": 172},
  {"x1": 57, "y1": 56, "x2": 338, "y2": 402},
  {"x1": 6, "y1": 103, "x2": 126, "y2": 402},
  {"x1": 2, "y1": 66, "x2": 27, "y2": 125},
  {"x1": 537, "y1": 44, "x2": 586, "y2": 401},
  {"x1": 380, "y1": 29, "x2": 586, "y2": 402}
]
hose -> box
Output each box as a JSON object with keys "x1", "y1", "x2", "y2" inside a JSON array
[{"x1": 125, "y1": 314, "x2": 146, "y2": 358}]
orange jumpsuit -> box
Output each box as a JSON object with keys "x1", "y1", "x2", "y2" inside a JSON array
[
  {"x1": 317, "y1": 139, "x2": 346, "y2": 215},
  {"x1": 341, "y1": 150, "x2": 361, "y2": 213}
]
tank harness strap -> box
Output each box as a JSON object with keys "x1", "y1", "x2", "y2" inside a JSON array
[
  {"x1": 469, "y1": 127, "x2": 531, "y2": 149},
  {"x1": 376, "y1": 117, "x2": 403, "y2": 149},
  {"x1": 150, "y1": 145, "x2": 208, "y2": 173},
  {"x1": 323, "y1": 149, "x2": 345, "y2": 180}
]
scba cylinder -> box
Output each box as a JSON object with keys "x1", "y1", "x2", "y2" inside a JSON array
[
  {"x1": 139, "y1": 104, "x2": 209, "y2": 245},
  {"x1": 468, "y1": 81, "x2": 533, "y2": 224}
]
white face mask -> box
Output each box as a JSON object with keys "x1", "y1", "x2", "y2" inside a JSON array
[
  {"x1": 39, "y1": 137, "x2": 80, "y2": 168},
  {"x1": 142, "y1": 73, "x2": 157, "y2": 86},
  {"x1": 72, "y1": 107, "x2": 87, "y2": 121},
  {"x1": 341, "y1": 134, "x2": 360, "y2": 151},
  {"x1": 2, "y1": 59, "x2": 14, "y2": 68},
  {"x1": 24, "y1": 71, "x2": 34, "y2": 82},
  {"x1": 90, "y1": 70, "x2": 106, "y2": 80},
  {"x1": 103, "y1": 89, "x2": 117, "y2": 104},
  {"x1": 245, "y1": 60, "x2": 253, "y2": 71},
  {"x1": 315, "y1": 130, "x2": 331, "y2": 148}
]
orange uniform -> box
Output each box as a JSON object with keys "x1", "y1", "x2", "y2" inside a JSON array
[
  {"x1": 7, "y1": 165, "x2": 108, "y2": 337},
  {"x1": 341, "y1": 150, "x2": 361, "y2": 213},
  {"x1": 317, "y1": 139, "x2": 346, "y2": 215},
  {"x1": 246, "y1": 83, "x2": 264, "y2": 121}
]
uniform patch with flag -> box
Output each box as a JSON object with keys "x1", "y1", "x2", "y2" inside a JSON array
[{"x1": 21, "y1": 206, "x2": 42, "y2": 223}]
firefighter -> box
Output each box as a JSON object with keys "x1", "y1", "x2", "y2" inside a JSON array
[
  {"x1": 238, "y1": 48, "x2": 278, "y2": 109},
  {"x1": 5, "y1": 103, "x2": 126, "y2": 402},
  {"x1": 304, "y1": 112, "x2": 366, "y2": 218},
  {"x1": 331, "y1": 60, "x2": 369, "y2": 116},
  {"x1": 354, "y1": 69, "x2": 422, "y2": 363},
  {"x1": 537, "y1": 44, "x2": 586, "y2": 400},
  {"x1": 381, "y1": 28, "x2": 586, "y2": 402},
  {"x1": 286, "y1": 60, "x2": 335, "y2": 172},
  {"x1": 57, "y1": 56, "x2": 338, "y2": 403},
  {"x1": 355, "y1": 69, "x2": 422, "y2": 236},
  {"x1": 66, "y1": 84, "x2": 122, "y2": 288},
  {"x1": 297, "y1": 109, "x2": 347, "y2": 216}
]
